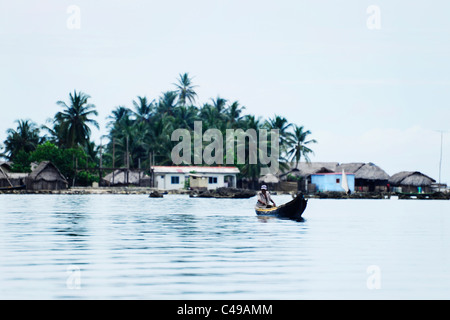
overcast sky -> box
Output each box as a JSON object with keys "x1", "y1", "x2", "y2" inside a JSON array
[{"x1": 1, "y1": 0, "x2": 449, "y2": 183}]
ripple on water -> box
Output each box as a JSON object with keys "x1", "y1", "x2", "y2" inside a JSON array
[{"x1": 0, "y1": 194, "x2": 449, "y2": 299}]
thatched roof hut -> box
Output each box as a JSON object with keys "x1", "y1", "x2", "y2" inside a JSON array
[
  {"x1": 297, "y1": 162, "x2": 339, "y2": 177},
  {"x1": 282, "y1": 162, "x2": 389, "y2": 181},
  {"x1": 26, "y1": 161, "x2": 68, "y2": 190},
  {"x1": 389, "y1": 171, "x2": 436, "y2": 187},
  {"x1": 337, "y1": 162, "x2": 390, "y2": 192},
  {"x1": 337, "y1": 162, "x2": 390, "y2": 181},
  {"x1": 280, "y1": 162, "x2": 338, "y2": 179},
  {"x1": 1, "y1": 161, "x2": 30, "y2": 189},
  {"x1": 258, "y1": 173, "x2": 279, "y2": 184},
  {"x1": 0, "y1": 165, "x2": 28, "y2": 188},
  {"x1": 102, "y1": 170, "x2": 150, "y2": 186},
  {"x1": 0, "y1": 172, "x2": 28, "y2": 188},
  {"x1": 281, "y1": 162, "x2": 391, "y2": 193}
]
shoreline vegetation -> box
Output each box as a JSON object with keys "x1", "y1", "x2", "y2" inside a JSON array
[
  {"x1": 0, "y1": 73, "x2": 316, "y2": 189},
  {"x1": 0, "y1": 187, "x2": 448, "y2": 200},
  {"x1": 1, "y1": 73, "x2": 446, "y2": 199}
]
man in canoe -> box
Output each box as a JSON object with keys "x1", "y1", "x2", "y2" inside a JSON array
[{"x1": 256, "y1": 185, "x2": 276, "y2": 208}]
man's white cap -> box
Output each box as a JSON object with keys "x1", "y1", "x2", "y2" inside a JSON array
[{"x1": 261, "y1": 185, "x2": 267, "y2": 190}]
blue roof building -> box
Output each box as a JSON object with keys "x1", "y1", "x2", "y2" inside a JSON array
[{"x1": 311, "y1": 172, "x2": 355, "y2": 193}]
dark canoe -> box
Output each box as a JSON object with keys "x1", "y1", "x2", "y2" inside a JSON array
[
  {"x1": 255, "y1": 193, "x2": 308, "y2": 219},
  {"x1": 0, "y1": 185, "x2": 26, "y2": 191}
]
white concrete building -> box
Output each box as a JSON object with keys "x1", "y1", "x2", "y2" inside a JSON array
[{"x1": 152, "y1": 166, "x2": 239, "y2": 191}]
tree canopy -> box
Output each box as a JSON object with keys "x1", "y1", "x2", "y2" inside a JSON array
[{"x1": 1, "y1": 73, "x2": 317, "y2": 187}]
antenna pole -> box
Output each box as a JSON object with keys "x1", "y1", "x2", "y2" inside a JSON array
[{"x1": 439, "y1": 131, "x2": 443, "y2": 191}]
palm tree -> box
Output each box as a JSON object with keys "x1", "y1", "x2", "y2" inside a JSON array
[
  {"x1": 146, "y1": 116, "x2": 175, "y2": 165},
  {"x1": 0, "y1": 143, "x2": 6, "y2": 160},
  {"x1": 55, "y1": 90, "x2": 99, "y2": 148},
  {"x1": 156, "y1": 91, "x2": 178, "y2": 116},
  {"x1": 199, "y1": 103, "x2": 220, "y2": 130},
  {"x1": 84, "y1": 140, "x2": 99, "y2": 163},
  {"x1": 132, "y1": 96, "x2": 154, "y2": 124},
  {"x1": 174, "y1": 73, "x2": 198, "y2": 106},
  {"x1": 113, "y1": 121, "x2": 149, "y2": 169},
  {"x1": 235, "y1": 132, "x2": 260, "y2": 189},
  {"x1": 226, "y1": 101, "x2": 245, "y2": 128},
  {"x1": 106, "y1": 108, "x2": 134, "y2": 167},
  {"x1": 198, "y1": 96, "x2": 228, "y2": 131},
  {"x1": 41, "y1": 117, "x2": 67, "y2": 148},
  {"x1": 286, "y1": 125, "x2": 317, "y2": 168},
  {"x1": 242, "y1": 114, "x2": 262, "y2": 131},
  {"x1": 108, "y1": 106, "x2": 132, "y2": 127},
  {"x1": 266, "y1": 115, "x2": 292, "y2": 151},
  {"x1": 228, "y1": 115, "x2": 262, "y2": 188},
  {"x1": 4, "y1": 119, "x2": 41, "y2": 160},
  {"x1": 211, "y1": 96, "x2": 227, "y2": 114},
  {"x1": 174, "y1": 105, "x2": 199, "y2": 130}
]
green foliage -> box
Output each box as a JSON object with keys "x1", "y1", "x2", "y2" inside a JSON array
[
  {"x1": 3, "y1": 74, "x2": 318, "y2": 188},
  {"x1": 76, "y1": 171, "x2": 98, "y2": 186},
  {"x1": 102, "y1": 74, "x2": 318, "y2": 185},
  {"x1": 54, "y1": 90, "x2": 99, "y2": 149},
  {"x1": 286, "y1": 125, "x2": 317, "y2": 167},
  {"x1": 184, "y1": 177, "x2": 190, "y2": 190},
  {"x1": 286, "y1": 174, "x2": 303, "y2": 182},
  {"x1": 30, "y1": 141, "x2": 96, "y2": 186},
  {"x1": 4, "y1": 119, "x2": 41, "y2": 161},
  {"x1": 10, "y1": 150, "x2": 31, "y2": 173}
]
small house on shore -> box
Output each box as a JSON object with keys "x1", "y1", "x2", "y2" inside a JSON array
[
  {"x1": 26, "y1": 161, "x2": 68, "y2": 191},
  {"x1": 281, "y1": 162, "x2": 390, "y2": 193},
  {"x1": 279, "y1": 162, "x2": 338, "y2": 192},
  {"x1": 291, "y1": 162, "x2": 339, "y2": 179},
  {"x1": 152, "y1": 166, "x2": 239, "y2": 191},
  {"x1": 311, "y1": 172, "x2": 355, "y2": 193},
  {"x1": 258, "y1": 173, "x2": 280, "y2": 190},
  {"x1": 189, "y1": 174, "x2": 209, "y2": 190},
  {"x1": 337, "y1": 162, "x2": 390, "y2": 192},
  {"x1": 389, "y1": 171, "x2": 436, "y2": 193},
  {"x1": 0, "y1": 164, "x2": 28, "y2": 188}
]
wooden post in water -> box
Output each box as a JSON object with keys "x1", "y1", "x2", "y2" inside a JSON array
[
  {"x1": 150, "y1": 152, "x2": 154, "y2": 188},
  {"x1": 126, "y1": 136, "x2": 129, "y2": 186},
  {"x1": 149, "y1": 152, "x2": 152, "y2": 188},
  {"x1": 435, "y1": 130, "x2": 447, "y2": 192},
  {"x1": 439, "y1": 131, "x2": 443, "y2": 192},
  {"x1": 138, "y1": 158, "x2": 141, "y2": 187},
  {"x1": 99, "y1": 142, "x2": 103, "y2": 187},
  {"x1": 112, "y1": 138, "x2": 115, "y2": 185}
]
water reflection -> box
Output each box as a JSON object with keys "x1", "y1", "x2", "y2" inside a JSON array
[
  {"x1": 158, "y1": 214, "x2": 198, "y2": 238},
  {"x1": 256, "y1": 216, "x2": 306, "y2": 223},
  {"x1": 52, "y1": 212, "x2": 88, "y2": 238},
  {"x1": 1, "y1": 194, "x2": 448, "y2": 299}
]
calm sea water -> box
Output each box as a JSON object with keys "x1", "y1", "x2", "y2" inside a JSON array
[{"x1": 0, "y1": 194, "x2": 449, "y2": 299}]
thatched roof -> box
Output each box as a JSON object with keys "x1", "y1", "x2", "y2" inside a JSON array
[
  {"x1": 28, "y1": 161, "x2": 68, "y2": 183},
  {"x1": 336, "y1": 163, "x2": 364, "y2": 175},
  {"x1": 103, "y1": 170, "x2": 150, "y2": 185},
  {"x1": 337, "y1": 162, "x2": 390, "y2": 181},
  {"x1": 281, "y1": 162, "x2": 338, "y2": 178},
  {"x1": 0, "y1": 161, "x2": 12, "y2": 172},
  {"x1": 281, "y1": 162, "x2": 389, "y2": 181},
  {"x1": 259, "y1": 173, "x2": 279, "y2": 183},
  {"x1": 2, "y1": 172, "x2": 28, "y2": 179},
  {"x1": 0, "y1": 168, "x2": 8, "y2": 179},
  {"x1": 389, "y1": 171, "x2": 436, "y2": 187}
]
